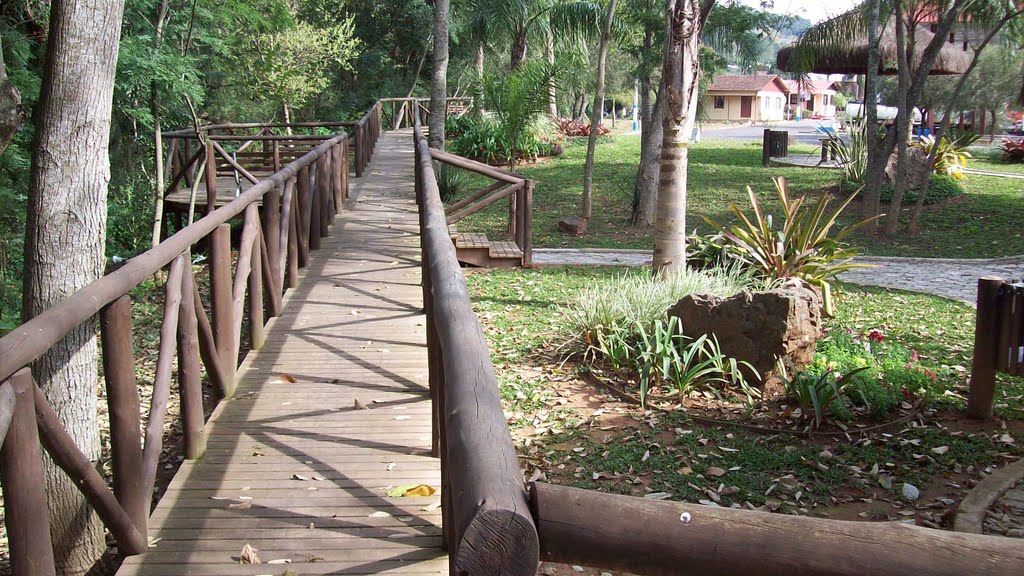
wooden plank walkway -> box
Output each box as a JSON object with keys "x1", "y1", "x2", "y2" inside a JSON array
[{"x1": 118, "y1": 129, "x2": 448, "y2": 575}]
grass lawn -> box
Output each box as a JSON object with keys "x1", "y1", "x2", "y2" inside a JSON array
[
  {"x1": 446, "y1": 135, "x2": 1024, "y2": 259},
  {"x1": 467, "y1": 267, "x2": 1024, "y2": 519}
]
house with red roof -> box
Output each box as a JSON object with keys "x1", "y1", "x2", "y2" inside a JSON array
[
  {"x1": 705, "y1": 75, "x2": 790, "y2": 123},
  {"x1": 785, "y1": 79, "x2": 842, "y2": 119}
]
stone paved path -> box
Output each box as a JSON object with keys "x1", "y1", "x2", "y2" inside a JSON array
[{"x1": 533, "y1": 249, "x2": 1024, "y2": 306}]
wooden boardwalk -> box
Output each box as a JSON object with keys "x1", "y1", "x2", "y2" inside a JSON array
[{"x1": 118, "y1": 129, "x2": 448, "y2": 575}]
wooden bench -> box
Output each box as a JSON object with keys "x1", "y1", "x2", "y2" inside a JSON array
[{"x1": 968, "y1": 277, "x2": 1024, "y2": 418}]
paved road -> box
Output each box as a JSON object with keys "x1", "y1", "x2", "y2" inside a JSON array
[
  {"x1": 701, "y1": 119, "x2": 836, "y2": 146},
  {"x1": 532, "y1": 249, "x2": 1024, "y2": 306}
]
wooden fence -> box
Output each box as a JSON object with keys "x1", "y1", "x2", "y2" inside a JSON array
[
  {"x1": 0, "y1": 123, "x2": 358, "y2": 574},
  {"x1": 969, "y1": 277, "x2": 1024, "y2": 419},
  {"x1": 413, "y1": 112, "x2": 539, "y2": 574},
  {"x1": 761, "y1": 128, "x2": 789, "y2": 166}
]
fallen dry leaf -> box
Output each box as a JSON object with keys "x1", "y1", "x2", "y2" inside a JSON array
[
  {"x1": 240, "y1": 543, "x2": 261, "y2": 565},
  {"x1": 705, "y1": 467, "x2": 727, "y2": 478}
]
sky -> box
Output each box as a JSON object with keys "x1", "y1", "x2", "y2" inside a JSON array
[{"x1": 736, "y1": 0, "x2": 861, "y2": 24}]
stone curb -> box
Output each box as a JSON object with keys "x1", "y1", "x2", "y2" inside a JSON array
[
  {"x1": 954, "y1": 457, "x2": 1024, "y2": 534},
  {"x1": 534, "y1": 248, "x2": 1023, "y2": 266}
]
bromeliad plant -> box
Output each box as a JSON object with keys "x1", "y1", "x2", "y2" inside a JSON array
[
  {"x1": 913, "y1": 129, "x2": 979, "y2": 180},
  {"x1": 705, "y1": 177, "x2": 878, "y2": 315},
  {"x1": 778, "y1": 361, "x2": 870, "y2": 428}
]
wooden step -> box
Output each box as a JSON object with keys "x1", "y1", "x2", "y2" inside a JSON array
[
  {"x1": 454, "y1": 232, "x2": 490, "y2": 249},
  {"x1": 489, "y1": 240, "x2": 523, "y2": 260}
]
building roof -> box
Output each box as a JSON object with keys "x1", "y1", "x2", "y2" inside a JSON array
[
  {"x1": 784, "y1": 80, "x2": 840, "y2": 94},
  {"x1": 707, "y1": 75, "x2": 789, "y2": 94}
]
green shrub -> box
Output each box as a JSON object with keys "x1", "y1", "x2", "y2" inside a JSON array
[
  {"x1": 435, "y1": 164, "x2": 465, "y2": 203},
  {"x1": 778, "y1": 363, "x2": 868, "y2": 428},
  {"x1": 564, "y1": 267, "x2": 761, "y2": 346},
  {"x1": 705, "y1": 176, "x2": 878, "y2": 314},
  {"x1": 878, "y1": 173, "x2": 964, "y2": 206}
]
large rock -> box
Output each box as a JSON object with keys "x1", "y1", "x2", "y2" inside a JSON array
[
  {"x1": 667, "y1": 282, "x2": 822, "y2": 385},
  {"x1": 558, "y1": 216, "x2": 587, "y2": 236},
  {"x1": 885, "y1": 145, "x2": 931, "y2": 185}
]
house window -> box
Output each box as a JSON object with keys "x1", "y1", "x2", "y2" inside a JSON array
[
  {"x1": 714, "y1": 96, "x2": 725, "y2": 109},
  {"x1": 823, "y1": 95, "x2": 830, "y2": 106},
  {"x1": 949, "y1": 32, "x2": 955, "y2": 43},
  {"x1": 776, "y1": 97, "x2": 782, "y2": 110},
  {"x1": 789, "y1": 94, "x2": 799, "y2": 105}
]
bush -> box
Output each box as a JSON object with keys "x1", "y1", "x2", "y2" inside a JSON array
[
  {"x1": 564, "y1": 267, "x2": 761, "y2": 347},
  {"x1": 878, "y1": 173, "x2": 964, "y2": 206},
  {"x1": 448, "y1": 117, "x2": 560, "y2": 165},
  {"x1": 435, "y1": 164, "x2": 464, "y2": 203},
  {"x1": 913, "y1": 130, "x2": 978, "y2": 180},
  {"x1": 705, "y1": 176, "x2": 877, "y2": 314},
  {"x1": 778, "y1": 363, "x2": 868, "y2": 427},
  {"x1": 444, "y1": 114, "x2": 477, "y2": 140},
  {"x1": 1002, "y1": 138, "x2": 1024, "y2": 163},
  {"x1": 553, "y1": 117, "x2": 611, "y2": 138}
]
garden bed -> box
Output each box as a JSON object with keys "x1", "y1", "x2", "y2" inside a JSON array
[{"x1": 466, "y1": 267, "x2": 1024, "y2": 534}]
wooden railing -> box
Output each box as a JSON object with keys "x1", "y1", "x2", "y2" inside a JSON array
[
  {"x1": 433, "y1": 149, "x2": 533, "y2": 266},
  {"x1": 413, "y1": 113, "x2": 540, "y2": 574},
  {"x1": 969, "y1": 277, "x2": 1024, "y2": 419},
  {"x1": 0, "y1": 125, "x2": 355, "y2": 574}
]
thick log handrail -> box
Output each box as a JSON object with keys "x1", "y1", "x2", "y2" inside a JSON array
[
  {"x1": 529, "y1": 482, "x2": 1024, "y2": 576},
  {"x1": 413, "y1": 113, "x2": 540, "y2": 575}
]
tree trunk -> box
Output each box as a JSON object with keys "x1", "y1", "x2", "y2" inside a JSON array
[
  {"x1": 634, "y1": 83, "x2": 664, "y2": 227},
  {"x1": 883, "y1": 2, "x2": 912, "y2": 236},
  {"x1": 21, "y1": 0, "x2": 126, "y2": 573},
  {"x1": 473, "y1": 40, "x2": 485, "y2": 115},
  {"x1": 149, "y1": 0, "x2": 170, "y2": 248},
  {"x1": 429, "y1": 0, "x2": 450, "y2": 150},
  {"x1": 861, "y1": 0, "x2": 883, "y2": 227},
  {"x1": 581, "y1": 0, "x2": 618, "y2": 220},
  {"x1": 653, "y1": 0, "x2": 713, "y2": 275},
  {"x1": 545, "y1": 31, "x2": 558, "y2": 117},
  {"x1": 510, "y1": 28, "x2": 527, "y2": 71},
  {"x1": 0, "y1": 34, "x2": 24, "y2": 156}
]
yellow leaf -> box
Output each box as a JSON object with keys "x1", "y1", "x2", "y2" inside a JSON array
[{"x1": 387, "y1": 484, "x2": 436, "y2": 497}]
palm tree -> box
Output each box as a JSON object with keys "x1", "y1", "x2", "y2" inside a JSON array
[
  {"x1": 581, "y1": 0, "x2": 619, "y2": 220},
  {"x1": 652, "y1": 0, "x2": 716, "y2": 275}
]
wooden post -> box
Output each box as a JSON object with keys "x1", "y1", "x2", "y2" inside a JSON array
[
  {"x1": 204, "y1": 142, "x2": 218, "y2": 214},
  {"x1": 342, "y1": 139, "x2": 350, "y2": 200},
  {"x1": 355, "y1": 124, "x2": 364, "y2": 177},
  {"x1": 100, "y1": 295, "x2": 147, "y2": 533},
  {"x1": 296, "y1": 165, "x2": 311, "y2": 267},
  {"x1": 287, "y1": 198, "x2": 300, "y2": 289},
  {"x1": 309, "y1": 163, "x2": 323, "y2": 251},
  {"x1": 210, "y1": 224, "x2": 235, "y2": 395},
  {"x1": 529, "y1": 482, "x2": 1024, "y2": 576},
  {"x1": 191, "y1": 282, "x2": 231, "y2": 399},
  {"x1": 968, "y1": 277, "x2": 1004, "y2": 419},
  {"x1": 259, "y1": 228, "x2": 283, "y2": 318},
  {"x1": 325, "y1": 149, "x2": 336, "y2": 219},
  {"x1": 178, "y1": 261, "x2": 207, "y2": 460},
  {"x1": 263, "y1": 182, "x2": 282, "y2": 300},
  {"x1": 0, "y1": 383, "x2": 14, "y2": 448},
  {"x1": 332, "y1": 143, "x2": 344, "y2": 211},
  {"x1": 272, "y1": 139, "x2": 281, "y2": 173},
  {"x1": 279, "y1": 178, "x2": 296, "y2": 291},
  {"x1": 318, "y1": 155, "x2": 330, "y2": 235},
  {"x1": 522, "y1": 181, "x2": 534, "y2": 266},
  {"x1": 1, "y1": 369, "x2": 57, "y2": 576},
  {"x1": 762, "y1": 129, "x2": 771, "y2": 167},
  {"x1": 249, "y1": 230, "x2": 266, "y2": 350}
]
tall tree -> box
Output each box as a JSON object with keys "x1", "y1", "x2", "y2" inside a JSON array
[
  {"x1": 21, "y1": 0, "x2": 126, "y2": 573},
  {"x1": 580, "y1": 0, "x2": 617, "y2": 220},
  {"x1": 0, "y1": 34, "x2": 23, "y2": 156},
  {"x1": 652, "y1": 0, "x2": 714, "y2": 275},
  {"x1": 862, "y1": 0, "x2": 883, "y2": 227},
  {"x1": 430, "y1": 0, "x2": 450, "y2": 149}
]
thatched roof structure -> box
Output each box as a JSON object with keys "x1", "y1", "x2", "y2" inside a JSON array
[{"x1": 776, "y1": 24, "x2": 971, "y2": 76}]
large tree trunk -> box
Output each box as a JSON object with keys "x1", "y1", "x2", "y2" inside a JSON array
[
  {"x1": 21, "y1": 0, "x2": 126, "y2": 573},
  {"x1": 545, "y1": 31, "x2": 558, "y2": 117},
  {"x1": 429, "y1": 0, "x2": 450, "y2": 150},
  {"x1": 634, "y1": 84, "x2": 664, "y2": 227},
  {"x1": 0, "y1": 35, "x2": 24, "y2": 156},
  {"x1": 581, "y1": 0, "x2": 618, "y2": 220},
  {"x1": 653, "y1": 0, "x2": 712, "y2": 275},
  {"x1": 861, "y1": 0, "x2": 883, "y2": 227}
]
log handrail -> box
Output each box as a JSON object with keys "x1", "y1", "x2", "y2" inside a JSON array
[
  {"x1": 529, "y1": 482, "x2": 1024, "y2": 576},
  {"x1": 413, "y1": 112, "x2": 539, "y2": 575},
  {"x1": 0, "y1": 118, "x2": 350, "y2": 573}
]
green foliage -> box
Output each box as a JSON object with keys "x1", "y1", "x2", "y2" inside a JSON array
[
  {"x1": 705, "y1": 177, "x2": 877, "y2": 313},
  {"x1": 778, "y1": 361, "x2": 868, "y2": 427},
  {"x1": 913, "y1": 130, "x2": 978, "y2": 180},
  {"x1": 478, "y1": 60, "x2": 558, "y2": 167},
  {"x1": 877, "y1": 173, "x2": 964, "y2": 206},
  {"x1": 435, "y1": 164, "x2": 465, "y2": 203},
  {"x1": 833, "y1": 92, "x2": 848, "y2": 110},
  {"x1": 564, "y1": 266, "x2": 760, "y2": 347},
  {"x1": 825, "y1": 119, "x2": 868, "y2": 183},
  {"x1": 1001, "y1": 138, "x2": 1024, "y2": 163}
]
